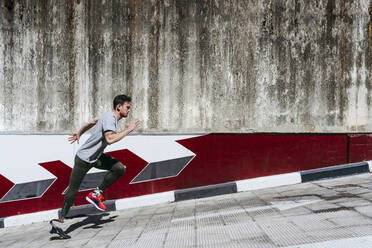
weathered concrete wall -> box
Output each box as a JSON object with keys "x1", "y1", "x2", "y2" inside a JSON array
[{"x1": 1, "y1": 0, "x2": 372, "y2": 133}]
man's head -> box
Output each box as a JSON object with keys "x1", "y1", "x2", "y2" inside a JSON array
[{"x1": 113, "y1": 94, "x2": 132, "y2": 118}]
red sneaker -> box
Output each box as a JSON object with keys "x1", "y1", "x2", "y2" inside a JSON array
[{"x1": 86, "y1": 191, "x2": 107, "y2": 211}]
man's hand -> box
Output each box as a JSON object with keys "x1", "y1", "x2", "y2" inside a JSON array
[
  {"x1": 68, "y1": 133, "x2": 80, "y2": 144},
  {"x1": 104, "y1": 120, "x2": 140, "y2": 145},
  {"x1": 126, "y1": 120, "x2": 140, "y2": 132},
  {"x1": 69, "y1": 117, "x2": 97, "y2": 144}
]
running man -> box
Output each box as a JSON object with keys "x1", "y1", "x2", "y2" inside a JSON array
[{"x1": 58, "y1": 94, "x2": 139, "y2": 223}]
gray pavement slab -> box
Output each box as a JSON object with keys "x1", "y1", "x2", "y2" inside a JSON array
[{"x1": 3, "y1": 173, "x2": 372, "y2": 247}]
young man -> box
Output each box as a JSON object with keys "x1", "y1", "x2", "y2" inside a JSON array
[{"x1": 58, "y1": 94, "x2": 139, "y2": 223}]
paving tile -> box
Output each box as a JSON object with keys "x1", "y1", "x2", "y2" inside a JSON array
[
  {"x1": 3, "y1": 174, "x2": 372, "y2": 247},
  {"x1": 355, "y1": 205, "x2": 372, "y2": 217}
]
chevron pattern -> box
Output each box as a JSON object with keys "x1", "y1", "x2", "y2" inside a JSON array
[{"x1": 1, "y1": 133, "x2": 365, "y2": 219}]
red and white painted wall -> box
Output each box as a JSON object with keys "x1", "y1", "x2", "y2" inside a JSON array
[{"x1": 1, "y1": 133, "x2": 372, "y2": 220}]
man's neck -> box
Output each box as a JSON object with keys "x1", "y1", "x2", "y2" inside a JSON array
[{"x1": 112, "y1": 110, "x2": 121, "y2": 120}]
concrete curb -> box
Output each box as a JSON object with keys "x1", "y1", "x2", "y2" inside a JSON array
[
  {"x1": 1, "y1": 160, "x2": 371, "y2": 228},
  {"x1": 301, "y1": 162, "x2": 370, "y2": 182},
  {"x1": 175, "y1": 182, "x2": 237, "y2": 201}
]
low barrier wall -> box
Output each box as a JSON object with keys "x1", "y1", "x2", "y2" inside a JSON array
[{"x1": 1, "y1": 133, "x2": 371, "y2": 218}]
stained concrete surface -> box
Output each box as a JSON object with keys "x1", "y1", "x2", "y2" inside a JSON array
[
  {"x1": 2, "y1": 173, "x2": 372, "y2": 247},
  {"x1": 1, "y1": 0, "x2": 372, "y2": 133}
]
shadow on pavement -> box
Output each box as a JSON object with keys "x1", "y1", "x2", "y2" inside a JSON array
[{"x1": 50, "y1": 213, "x2": 118, "y2": 240}]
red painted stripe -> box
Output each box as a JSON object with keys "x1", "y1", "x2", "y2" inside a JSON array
[
  {"x1": 349, "y1": 134, "x2": 372, "y2": 162},
  {"x1": 103, "y1": 149, "x2": 150, "y2": 199},
  {"x1": 175, "y1": 134, "x2": 348, "y2": 188},
  {"x1": 0, "y1": 174, "x2": 14, "y2": 200}
]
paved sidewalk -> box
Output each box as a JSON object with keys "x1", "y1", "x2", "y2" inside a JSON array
[{"x1": 2, "y1": 173, "x2": 372, "y2": 247}]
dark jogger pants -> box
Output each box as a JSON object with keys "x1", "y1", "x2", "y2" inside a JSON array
[{"x1": 60, "y1": 154, "x2": 126, "y2": 218}]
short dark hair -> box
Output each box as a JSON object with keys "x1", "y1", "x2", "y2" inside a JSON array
[{"x1": 113, "y1": 94, "x2": 132, "y2": 109}]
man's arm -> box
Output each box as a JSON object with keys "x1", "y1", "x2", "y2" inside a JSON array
[
  {"x1": 68, "y1": 117, "x2": 98, "y2": 144},
  {"x1": 104, "y1": 120, "x2": 140, "y2": 145},
  {"x1": 78, "y1": 117, "x2": 99, "y2": 136}
]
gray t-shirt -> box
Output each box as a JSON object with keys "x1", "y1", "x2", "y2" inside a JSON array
[{"x1": 76, "y1": 111, "x2": 118, "y2": 163}]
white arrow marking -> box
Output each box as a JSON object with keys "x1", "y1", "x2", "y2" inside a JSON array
[
  {"x1": 171, "y1": 199, "x2": 321, "y2": 223},
  {"x1": 106, "y1": 135, "x2": 200, "y2": 183},
  {"x1": 106, "y1": 135, "x2": 200, "y2": 162},
  {"x1": 0, "y1": 134, "x2": 201, "y2": 183}
]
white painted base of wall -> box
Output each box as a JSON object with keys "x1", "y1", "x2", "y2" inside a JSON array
[
  {"x1": 367, "y1": 161, "x2": 372, "y2": 173},
  {"x1": 4, "y1": 209, "x2": 58, "y2": 227},
  {"x1": 236, "y1": 172, "x2": 302, "y2": 192},
  {"x1": 115, "y1": 191, "x2": 175, "y2": 210}
]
